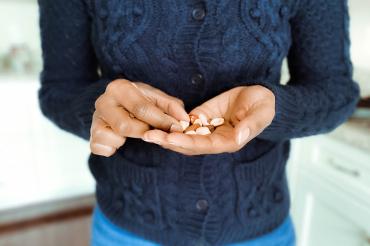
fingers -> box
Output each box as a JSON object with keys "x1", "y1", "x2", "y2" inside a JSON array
[
  {"x1": 233, "y1": 103, "x2": 274, "y2": 144},
  {"x1": 108, "y1": 81, "x2": 183, "y2": 132},
  {"x1": 142, "y1": 122, "x2": 246, "y2": 155},
  {"x1": 167, "y1": 124, "x2": 243, "y2": 154},
  {"x1": 95, "y1": 94, "x2": 150, "y2": 138},
  {"x1": 138, "y1": 83, "x2": 189, "y2": 122},
  {"x1": 90, "y1": 113, "x2": 126, "y2": 157},
  {"x1": 142, "y1": 129, "x2": 199, "y2": 155},
  {"x1": 188, "y1": 87, "x2": 243, "y2": 119},
  {"x1": 140, "y1": 85, "x2": 274, "y2": 156}
]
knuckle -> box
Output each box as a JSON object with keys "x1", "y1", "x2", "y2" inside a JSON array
[
  {"x1": 131, "y1": 103, "x2": 150, "y2": 118},
  {"x1": 105, "y1": 80, "x2": 119, "y2": 93},
  {"x1": 94, "y1": 95, "x2": 104, "y2": 110},
  {"x1": 92, "y1": 127, "x2": 104, "y2": 138},
  {"x1": 118, "y1": 122, "x2": 130, "y2": 136},
  {"x1": 106, "y1": 79, "x2": 128, "y2": 96},
  {"x1": 105, "y1": 82, "x2": 115, "y2": 95}
]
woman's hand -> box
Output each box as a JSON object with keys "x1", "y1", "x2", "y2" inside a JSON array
[
  {"x1": 90, "y1": 79, "x2": 189, "y2": 157},
  {"x1": 142, "y1": 85, "x2": 275, "y2": 155}
]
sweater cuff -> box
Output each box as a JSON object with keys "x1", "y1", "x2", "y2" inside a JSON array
[
  {"x1": 246, "y1": 80, "x2": 360, "y2": 142},
  {"x1": 70, "y1": 78, "x2": 112, "y2": 141},
  {"x1": 246, "y1": 81, "x2": 308, "y2": 141}
]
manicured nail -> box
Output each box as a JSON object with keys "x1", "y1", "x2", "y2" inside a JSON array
[
  {"x1": 94, "y1": 143, "x2": 113, "y2": 152},
  {"x1": 143, "y1": 137, "x2": 154, "y2": 143},
  {"x1": 169, "y1": 141, "x2": 182, "y2": 147},
  {"x1": 143, "y1": 138, "x2": 162, "y2": 145},
  {"x1": 170, "y1": 123, "x2": 183, "y2": 133},
  {"x1": 237, "y1": 127, "x2": 250, "y2": 146},
  {"x1": 142, "y1": 134, "x2": 161, "y2": 145}
]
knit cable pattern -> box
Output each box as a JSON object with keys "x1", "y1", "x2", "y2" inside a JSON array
[{"x1": 37, "y1": 0, "x2": 360, "y2": 245}]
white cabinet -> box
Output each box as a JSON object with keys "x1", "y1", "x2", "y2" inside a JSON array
[
  {"x1": 289, "y1": 136, "x2": 370, "y2": 246},
  {"x1": 0, "y1": 78, "x2": 95, "y2": 211}
]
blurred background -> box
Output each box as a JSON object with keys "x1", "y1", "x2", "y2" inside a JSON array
[{"x1": 0, "y1": 0, "x2": 369, "y2": 245}]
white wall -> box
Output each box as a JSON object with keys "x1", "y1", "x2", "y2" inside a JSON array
[
  {"x1": 0, "y1": 1, "x2": 41, "y2": 57},
  {"x1": 349, "y1": 0, "x2": 370, "y2": 70}
]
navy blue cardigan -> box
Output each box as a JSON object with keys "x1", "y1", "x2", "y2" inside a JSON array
[{"x1": 37, "y1": 0, "x2": 360, "y2": 245}]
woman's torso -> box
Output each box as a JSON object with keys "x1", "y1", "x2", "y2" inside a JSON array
[
  {"x1": 86, "y1": 0, "x2": 294, "y2": 110},
  {"x1": 85, "y1": 1, "x2": 296, "y2": 245}
]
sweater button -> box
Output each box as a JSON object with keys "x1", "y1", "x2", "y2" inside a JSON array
[
  {"x1": 196, "y1": 199, "x2": 208, "y2": 212},
  {"x1": 192, "y1": 7, "x2": 206, "y2": 21},
  {"x1": 191, "y1": 73, "x2": 204, "y2": 86}
]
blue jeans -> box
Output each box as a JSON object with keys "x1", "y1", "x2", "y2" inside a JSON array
[{"x1": 91, "y1": 205, "x2": 296, "y2": 246}]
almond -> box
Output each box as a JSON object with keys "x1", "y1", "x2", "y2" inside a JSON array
[
  {"x1": 184, "y1": 123, "x2": 201, "y2": 133},
  {"x1": 210, "y1": 117, "x2": 225, "y2": 127},
  {"x1": 180, "y1": 120, "x2": 190, "y2": 131},
  {"x1": 185, "y1": 130, "x2": 196, "y2": 135},
  {"x1": 199, "y1": 114, "x2": 210, "y2": 126},
  {"x1": 193, "y1": 118, "x2": 203, "y2": 126},
  {"x1": 189, "y1": 115, "x2": 198, "y2": 124},
  {"x1": 206, "y1": 125, "x2": 215, "y2": 133},
  {"x1": 196, "y1": 126, "x2": 211, "y2": 135}
]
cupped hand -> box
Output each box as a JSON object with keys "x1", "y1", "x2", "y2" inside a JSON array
[
  {"x1": 142, "y1": 85, "x2": 275, "y2": 155},
  {"x1": 90, "y1": 79, "x2": 189, "y2": 157}
]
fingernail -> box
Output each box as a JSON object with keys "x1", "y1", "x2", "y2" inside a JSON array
[
  {"x1": 143, "y1": 137, "x2": 154, "y2": 143},
  {"x1": 169, "y1": 141, "x2": 182, "y2": 147},
  {"x1": 237, "y1": 127, "x2": 250, "y2": 146},
  {"x1": 170, "y1": 123, "x2": 183, "y2": 133},
  {"x1": 143, "y1": 137, "x2": 161, "y2": 145},
  {"x1": 142, "y1": 133, "x2": 161, "y2": 144},
  {"x1": 94, "y1": 143, "x2": 113, "y2": 152}
]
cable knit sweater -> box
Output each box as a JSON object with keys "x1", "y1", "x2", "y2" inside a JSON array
[{"x1": 37, "y1": 0, "x2": 360, "y2": 245}]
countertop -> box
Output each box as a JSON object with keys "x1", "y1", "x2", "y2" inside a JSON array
[{"x1": 327, "y1": 116, "x2": 370, "y2": 153}]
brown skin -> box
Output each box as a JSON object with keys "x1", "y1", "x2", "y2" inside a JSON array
[
  {"x1": 90, "y1": 80, "x2": 275, "y2": 156},
  {"x1": 142, "y1": 85, "x2": 275, "y2": 155},
  {"x1": 90, "y1": 79, "x2": 189, "y2": 157}
]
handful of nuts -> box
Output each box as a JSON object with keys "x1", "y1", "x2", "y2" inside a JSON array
[{"x1": 179, "y1": 114, "x2": 225, "y2": 135}]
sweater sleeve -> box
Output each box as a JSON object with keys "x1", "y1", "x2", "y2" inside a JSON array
[
  {"x1": 37, "y1": 0, "x2": 112, "y2": 141},
  {"x1": 255, "y1": 0, "x2": 360, "y2": 142}
]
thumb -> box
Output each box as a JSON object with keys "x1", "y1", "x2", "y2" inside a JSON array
[
  {"x1": 234, "y1": 117, "x2": 251, "y2": 146},
  {"x1": 232, "y1": 105, "x2": 272, "y2": 146}
]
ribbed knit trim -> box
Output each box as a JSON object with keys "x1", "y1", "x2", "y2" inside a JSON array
[
  {"x1": 249, "y1": 79, "x2": 360, "y2": 142},
  {"x1": 92, "y1": 141, "x2": 291, "y2": 246},
  {"x1": 233, "y1": 141, "x2": 287, "y2": 181}
]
